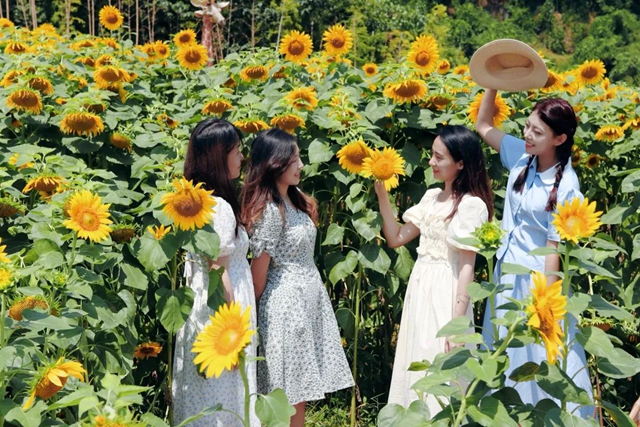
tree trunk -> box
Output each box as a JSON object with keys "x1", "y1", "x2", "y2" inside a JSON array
[
  {"x1": 250, "y1": 0, "x2": 255, "y2": 48},
  {"x1": 135, "y1": 0, "x2": 139, "y2": 45},
  {"x1": 29, "y1": 0, "x2": 36, "y2": 29},
  {"x1": 65, "y1": 0, "x2": 70, "y2": 35},
  {"x1": 148, "y1": 0, "x2": 156, "y2": 42}
]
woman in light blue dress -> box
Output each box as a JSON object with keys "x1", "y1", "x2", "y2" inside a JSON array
[{"x1": 475, "y1": 89, "x2": 593, "y2": 418}]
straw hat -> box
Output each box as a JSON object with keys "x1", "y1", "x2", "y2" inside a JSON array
[{"x1": 469, "y1": 39, "x2": 548, "y2": 92}]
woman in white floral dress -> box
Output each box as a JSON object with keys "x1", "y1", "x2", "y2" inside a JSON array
[
  {"x1": 241, "y1": 129, "x2": 354, "y2": 427},
  {"x1": 172, "y1": 118, "x2": 259, "y2": 427}
]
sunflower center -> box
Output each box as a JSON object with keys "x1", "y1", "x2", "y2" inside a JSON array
[
  {"x1": 246, "y1": 67, "x2": 267, "y2": 78},
  {"x1": 288, "y1": 40, "x2": 305, "y2": 55},
  {"x1": 36, "y1": 375, "x2": 67, "y2": 399},
  {"x1": 79, "y1": 210, "x2": 100, "y2": 231},
  {"x1": 68, "y1": 114, "x2": 98, "y2": 131},
  {"x1": 346, "y1": 149, "x2": 368, "y2": 165},
  {"x1": 432, "y1": 96, "x2": 450, "y2": 107},
  {"x1": 536, "y1": 303, "x2": 555, "y2": 337},
  {"x1": 395, "y1": 82, "x2": 421, "y2": 98},
  {"x1": 415, "y1": 51, "x2": 431, "y2": 66},
  {"x1": 157, "y1": 46, "x2": 168, "y2": 55},
  {"x1": 100, "y1": 68, "x2": 121, "y2": 82},
  {"x1": 174, "y1": 191, "x2": 204, "y2": 217},
  {"x1": 330, "y1": 36, "x2": 346, "y2": 48},
  {"x1": 372, "y1": 159, "x2": 395, "y2": 180},
  {"x1": 544, "y1": 74, "x2": 557, "y2": 88},
  {"x1": 581, "y1": 67, "x2": 597, "y2": 79},
  {"x1": 217, "y1": 328, "x2": 241, "y2": 355},
  {"x1": 179, "y1": 34, "x2": 192, "y2": 44},
  {"x1": 185, "y1": 50, "x2": 202, "y2": 63},
  {"x1": 106, "y1": 14, "x2": 119, "y2": 24},
  {"x1": 14, "y1": 92, "x2": 39, "y2": 107}
]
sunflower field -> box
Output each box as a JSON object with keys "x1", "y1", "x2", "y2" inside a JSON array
[{"x1": 1, "y1": 9, "x2": 640, "y2": 427}]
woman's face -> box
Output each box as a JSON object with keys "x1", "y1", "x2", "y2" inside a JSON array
[
  {"x1": 276, "y1": 144, "x2": 303, "y2": 188},
  {"x1": 429, "y1": 136, "x2": 463, "y2": 184},
  {"x1": 227, "y1": 141, "x2": 244, "y2": 180},
  {"x1": 523, "y1": 111, "x2": 566, "y2": 158}
]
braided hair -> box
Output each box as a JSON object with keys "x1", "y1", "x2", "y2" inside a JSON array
[{"x1": 512, "y1": 98, "x2": 577, "y2": 212}]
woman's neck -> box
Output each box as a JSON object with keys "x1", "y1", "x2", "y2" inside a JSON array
[
  {"x1": 277, "y1": 182, "x2": 291, "y2": 203},
  {"x1": 535, "y1": 152, "x2": 560, "y2": 172},
  {"x1": 438, "y1": 184, "x2": 454, "y2": 201}
]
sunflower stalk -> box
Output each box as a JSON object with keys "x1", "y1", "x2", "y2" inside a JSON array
[
  {"x1": 66, "y1": 232, "x2": 78, "y2": 275},
  {"x1": 167, "y1": 252, "x2": 179, "y2": 424},
  {"x1": 350, "y1": 264, "x2": 363, "y2": 427},
  {"x1": 238, "y1": 352, "x2": 251, "y2": 427},
  {"x1": 487, "y1": 256, "x2": 498, "y2": 342},
  {"x1": 560, "y1": 241, "x2": 573, "y2": 411}
]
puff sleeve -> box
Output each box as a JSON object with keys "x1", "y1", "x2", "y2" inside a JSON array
[
  {"x1": 249, "y1": 202, "x2": 283, "y2": 258},
  {"x1": 212, "y1": 197, "x2": 237, "y2": 258},
  {"x1": 402, "y1": 188, "x2": 440, "y2": 227},
  {"x1": 447, "y1": 196, "x2": 489, "y2": 252}
]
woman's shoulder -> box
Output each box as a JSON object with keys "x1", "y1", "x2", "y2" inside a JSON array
[{"x1": 459, "y1": 194, "x2": 489, "y2": 213}]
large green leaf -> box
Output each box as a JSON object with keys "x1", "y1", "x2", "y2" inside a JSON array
[
  {"x1": 393, "y1": 245, "x2": 414, "y2": 281},
  {"x1": 358, "y1": 244, "x2": 391, "y2": 274},
  {"x1": 590, "y1": 295, "x2": 633, "y2": 320},
  {"x1": 321, "y1": 223, "x2": 345, "y2": 246},
  {"x1": 156, "y1": 287, "x2": 195, "y2": 335},
  {"x1": 466, "y1": 358, "x2": 500, "y2": 386},
  {"x1": 377, "y1": 401, "x2": 431, "y2": 427},
  {"x1": 599, "y1": 399, "x2": 636, "y2": 427},
  {"x1": 308, "y1": 139, "x2": 335, "y2": 164},
  {"x1": 467, "y1": 397, "x2": 518, "y2": 427},
  {"x1": 255, "y1": 388, "x2": 296, "y2": 427},
  {"x1": 468, "y1": 281, "x2": 496, "y2": 302},
  {"x1": 121, "y1": 262, "x2": 148, "y2": 290},
  {"x1": 335, "y1": 307, "x2": 355, "y2": 340},
  {"x1": 132, "y1": 234, "x2": 173, "y2": 272},
  {"x1": 543, "y1": 408, "x2": 598, "y2": 426},
  {"x1": 328, "y1": 250, "x2": 358, "y2": 284},
  {"x1": 597, "y1": 348, "x2": 640, "y2": 379},
  {"x1": 534, "y1": 362, "x2": 593, "y2": 405},
  {"x1": 436, "y1": 316, "x2": 472, "y2": 338},
  {"x1": 351, "y1": 209, "x2": 381, "y2": 241},
  {"x1": 621, "y1": 168, "x2": 640, "y2": 193}
]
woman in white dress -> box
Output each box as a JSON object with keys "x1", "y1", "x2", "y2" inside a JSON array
[
  {"x1": 373, "y1": 126, "x2": 494, "y2": 416},
  {"x1": 172, "y1": 118, "x2": 260, "y2": 427}
]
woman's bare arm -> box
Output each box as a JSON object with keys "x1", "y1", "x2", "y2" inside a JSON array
[
  {"x1": 475, "y1": 88, "x2": 506, "y2": 153},
  {"x1": 374, "y1": 181, "x2": 420, "y2": 248}
]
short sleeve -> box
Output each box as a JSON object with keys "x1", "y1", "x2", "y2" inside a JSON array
[
  {"x1": 447, "y1": 196, "x2": 489, "y2": 252},
  {"x1": 250, "y1": 202, "x2": 283, "y2": 258},
  {"x1": 547, "y1": 185, "x2": 583, "y2": 242},
  {"x1": 500, "y1": 134, "x2": 527, "y2": 171},
  {"x1": 212, "y1": 197, "x2": 237, "y2": 258},
  {"x1": 402, "y1": 188, "x2": 440, "y2": 226}
]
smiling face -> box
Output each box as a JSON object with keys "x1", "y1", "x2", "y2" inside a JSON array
[
  {"x1": 226, "y1": 141, "x2": 244, "y2": 179},
  {"x1": 523, "y1": 111, "x2": 566, "y2": 159},
  {"x1": 276, "y1": 144, "x2": 303, "y2": 188},
  {"x1": 429, "y1": 136, "x2": 463, "y2": 185}
]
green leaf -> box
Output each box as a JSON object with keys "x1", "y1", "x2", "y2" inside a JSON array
[
  {"x1": 578, "y1": 259, "x2": 620, "y2": 279},
  {"x1": 335, "y1": 307, "x2": 355, "y2": 340},
  {"x1": 590, "y1": 295, "x2": 633, "y2": 320},
  {"x1": 468, "y1": 281, "x2": 496, "y2": 302},
  {"x1": 599, "y1": 399, "x2": 636, "y2": 427},
  {"x1": 500, "y1": 262, "x2": 531, "y2": 275},
  {"x1": 174, "y1": 405, "x2": 222, "y2": 427},
  {"x1": 308, "y1": 139, "x2": 335, "y2": 164},
  {"x1": 467, "y1": 397, "x2": 518, "y2": 427},
  {"x1": 363, "y1": 99, "x2": 394, "y2": 123},
  {"x1": 328, "y1": 251, "x2": 358, "y2": 285},
  {"x1": 597, "y1": 348, "x2": 640, "y2": 379},
  {"x1": 207, "y1": 267, "x2": 225, "y2": 312},
  {"x1": 182, "y1": 226, "x2": 219, "y2": 260},
  {"x1": 255, "y1": 388, "x2": 296, "y2": 427},
  {"x1": 47, "y1": 386, "x2": 95, "y2": 410},
  {"x1": 565, "y1": 293, "x2": 590, "y2": 319},
  {"x1": 156, "y1": 287, "x2": 195, "y2": 335},
  {"x1": 576, "y1": 326, "x2": 617, "y2": 359},
  {"x1": 535, "y1": 362, "x2": 593, "y2": 405},
  {"x1": 23, "y1": 239, "x2": 62, "y2": 265},
  {"x1": 377, "y1": 401, "x2": 431, "y2": 427},
  {"x1": 508, "y1": 361, "x2": 540, "y2": 382},
  {"x1": 132, "y1": 234, "x2": 172, "y2": 272},
  {"x1": 351, "y1": 209, "x2": 381, "y2": 241},
  {"x1": 632, "y1": 234, "x2": 640, "y2": 261},
  {"x1": 121, "y1": 263, "x2": 148, "y2": 290},
  {"x1": 393, "y1": 246, "x2": 415, "y2": 281},
  {"x1": 407, "y1": 361, "x2": 431, "y2": 371},
  {"x1": 528, "y1": 246, "x2": 558, "y2": 256},
  {"x1": 322, "y1": 223, "x2": 345, "y2": 246},
  {"x1": 358, "y1": 244, "x2": 391, "y2": 274},
  {"x1": 139, "y1": 413, "x2": 171, "y2": 427},
  {"x1": 621, "y1": 168, "x2": 640, "y2": 193},
  {"x1": 543, "y1": 408, "x2": 598, "y2": 427},
  {"x1": 3, "y1": 399, "x2": 44, "y2": 427},
  {"x1": 466, "y1": 358, "x2": 499, "y2": 385},
  {"x1": 436, "y1": 316, "x2": 472, "y2": 338}
]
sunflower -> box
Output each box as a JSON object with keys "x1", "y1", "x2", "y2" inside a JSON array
[
  {"x1": 71, "y1": 39, "x2": 96, "y2": 50},
  {"x1": 99, "y1": 37, "x2": 120, "y2": 49},
  {"x1": 0, "y1": 266, "x2": 13, "y2": 291},
  {"x1": 0, "y1": 197, "x2": 24, "y2": 218},
  {"x1": 176, "y1": 44, "x2": 209, "y2": 71},
  {"x1": 623, "y1": 117, "x2": 640, "y2": 131},
  {"x1": 552, "y1": 197, "x2": 602, "y2": 244},
  {"x1": 8, "y1": 153, "x2": 34, "y2": 170},
  {"x1": 60, "y1": 112, "x2": 105, "y2": 137},
  {"x1": 95, "y1": 54, "x2": 115, "y2": 67},
  {"x1": 594, "y1": 124, "x2": 624, "y2": 142},
  {"x1": 322, "y1": 24, "x2": 353, "y2": 56},
  {"x1": 62, "y1": 190, "x2": 112, "y2": 242},
  {"x1": 452, "y1": 64, "x2": 469, "y2": 76},
  {"x1": 192, "y1": 301, "x2": 255, "y2": 379},
  {"x1": 383, "y1": 79, "x2": 427, "y2": 104},
  {"x1": 23, "y1": 175, "x2": 64, "y2": 193},
  {"x1": 4, "y1": 42, "x2": 30, "y2": 54},
  {"x1": 154, "y1": 40, "x2": 171, "y2": 59},
  {"x1": 157, "y1": 113, "x2": 179, "y2": 129},
  {"x1": 140, "y1": 42, "x2": 158, "y2": 61},
  {"x1": 74, "y1": 56, "x2": 96, "y2": 67},
  {"x1": 93, "y1": 66, "x2": 132, "y2": 88},
  {"x1": 28, "y1": 77, "x2": 54, "y2": 95},
  {"x1": 437, "y1": 59, "x2": 451, "y2": 74},
  {"x1": 526, "y1": 271, "x2": 566, "y2": 365},
  {"x1": 585, "y1": 153, "x2": 600, "y2": 168},
  {"x1": 0, "y1": 18, "x2": 14, "y2": 28},
  {"x1": 336, "y1": 139, "x2": 372, "y2": 174},
  {"x1": 541, "y1": 70, "x2": 563, "y2": 92},
  {"x1": 1, "y1": 70, "x2": 22, "y2": 87},
  {"x1": 147, "y1": 224, "x2": 171, "y2": 240},
  {"x1": 407, "y1": 35, "x2": 439, "y2": 75},
  {"x1": 202, "y1": 99, "x2": 233, "y2": 116},
  {"x1": 233, "y1": 119, "x2": 270, "y2": 134},
  {"x1": 361, "y1": 147, "x2": 406, "y2": 191},
  {"x1": 472, "y1": 220, "x2": 505, "y2": 251},
  {"x1": 240, "y1": 65, "x2": 269, "y2": 82},
  {"x1": 467, "y1": 92, "x2": 510, "y2": 128},
  {"x1": 571, "y1": 146, "x2": 582, "y2": 167},
  {"x1": 6, "y1": 89, "x2": 43, "y2": 114},
  {"x1": 279, "y1": 30, "x2": 313, "y2": 63},
  {"x1": 109, "y1": 133, "x2": 132, "y2": 151},
  {"x1": 23, "y1": 358, "x2": 86, "y2": 410},
  {"x1": 8, "y1": 296, "x2": 49, "y2": 320},
  {"x1": 428, "y1": 94, "x2": 455, "y2": 111},
  {"x1": 161, "y1": 177, "x2": 216, "y2": 231},
  {"x1": 110, "y1": 224, "x2": 136, "y2": 243},
  {"x1": 270, "y1": 113, "x2": 305, "y2": 133},
  {"x1": 284, "y1": 87, "x2": 319, "y2": 111},
  {"x1": 173, "y1": 29, "x2": 198, "y2": 48},
  {"x1": 133, "y1": 342, "x2": 163, "y2": 359},
  {"x1": 99, "y1": 5, "x2": 123, "y2": 31},
  {"x1": 362, "y1": 63, "x2": 378, "y2": 77},
  {"x1": 574, "y1": 59, "x2": 606, "y2": 85},
  {"x1": 0, "y1": 238, "x2": 9, "y2": 263}
]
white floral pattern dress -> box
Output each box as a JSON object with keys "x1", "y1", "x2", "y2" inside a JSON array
[
  {"x1": 172, "y1": 197, "x2": 259, "y2": 427},
  {"x1": 387, "y1": 188, "x2": 488, "y2": 416},
  {"x1": 251, "y1": 201, "x2": 354, "y2": 405}
]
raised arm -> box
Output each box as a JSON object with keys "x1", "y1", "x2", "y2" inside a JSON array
[
  {"x1": 475, "y1": 88, "x2": 506, "y2": 153},
  {"x1": 373, "y1": 181, "x2": 420, "y2": 249}
]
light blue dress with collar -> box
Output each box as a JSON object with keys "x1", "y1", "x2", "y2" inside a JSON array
[{"x1": 481, "y1": 134, "x2": 594, "y2": 418}]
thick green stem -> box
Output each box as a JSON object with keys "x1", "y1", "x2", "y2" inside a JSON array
[
  {"x1": 561, "y1": 243, "x2": 572, "y2": 410},
  {"x1": 239, "y1": 352, "x2": 251, "y2": 427},
  {"x1": 487, "y1": 257, "x2": 498, "y2": 342},
  {"x1": 168, "y1": 254, "x2": 179, "y2": 425},
  {"x1": 0, "y1": 294, "x2": 6, "y2": 427},
  {"x1": 350, "y1": 266, "x2": 362, "y2": 427},
  {"x1": 66, "y1": 232, "x2": 78, "y2": 275}
]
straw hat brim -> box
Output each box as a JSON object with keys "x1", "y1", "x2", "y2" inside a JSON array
[{"x1": 469, "y1": 39, "x2": 548, "y2": 92}]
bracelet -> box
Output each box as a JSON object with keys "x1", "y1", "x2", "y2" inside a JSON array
[{"x1": 455, "y1": 295, "x2": 470, "y2": 304}]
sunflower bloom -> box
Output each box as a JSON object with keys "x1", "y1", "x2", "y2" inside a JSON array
[
  {"x1": 29, "y1": 77, "x2": 54, "y2": 95},
  {"x1": 161, "y1": 177, "x2": 216, "y2": 231},
  {"x1": 452, "y1": 64, "x2": 469, "y2": 76},
  {"x1": 437, "y1": 59, "x2": 450, "y2": 74},
  {"x1": 60, "y1": 112, "x2": 105, "y2": 137},
  {"x1": 363, "y1": 63, "x2": 378, "y2": 77},
  {"x1": 147, "y1": 225, "x2": 171, "y2": 240},
  {"x1": 99, "y1": 5, "x2": 123, "y2": 31},
  {"x1": 192, "y1": 301, "x2": 255, "y2": 379},
  {"x1": 23, "y1": 175, "x2": 64, "y2": 193},
  {"x1": 270, "y1": 114, "x2": 305, "y2": 134},
  {"x1": 109, "y1": 131, "x2": 132, "y2": 151},
  {"x1": 526, "y1": 271, "x2": 566, "y2": 364},
  {"x1": 594, "y1": 124, "x2": 624, "y2": 142},
  {"x1": 361, "y1": 147, "x2": 406, "y2": 191},
  {"x1": 322, "y1": 24, "x2": 353, "y2": 56},
  {"x1": 279, "y1": 30, "x2": 313, "y2": 63},
  {"x1": 174, "y1": 29, "x2": 197, "y2": 47},
  {"x1": 0, "y1": 267, "x2": 13, "y2": 291},
  {"x1": 1, "y1": 70, "x2": 22, "y2": 87},
  {"x1": 176, "y1": 44, "x2": 209, "y2": 71},
  {"x1": 574, "y1": 59, "x2": 606, "y2": 85},
  {"x1": 134, "y1": 342, "x2": 163, "y2": 359},
  {"x1": 202, "y1": 99, "x2": 233, "y2": 116},
  {"x1": 472, "y1": 220, "x2": 505, "y2": 250},
  {"x1": 337, "y1": 139, "x2": 372, "y2": 174},
  {"x1": 8, "y1": 296, "x2": 49, "y2": 320},
  {"x1": 74, "y1": 56, "x2": 96, "y2": 67},
  {"x1": 468, "y1": 91, "x2": 510, "y2": 128},
  {"x1": 154, "y1": 40, "x2": 171, "y2": 59},
  {"x1": 95, "y1": 54, "x2": 116, "y2": 67},
  {"x1": 585, "y1": 153, "x2": 600, "y2": 168},
  {"x1": 284, "y1": 87, "x2": 319, "y2": 111},
  {"x1": 4, "y1": 42, "x2": 30, "y2": 54},
  {"x1": 23, "y1": 358, "x2": 86, "y2": 410},
  {"x1": 0, "y1": 197, "x2": 24, "y2": 218},
  {"x1": 240, "y1": 65, "x2": 269, "y2": 82},
  {"x1": 0, "y1": 18, "x2": 15, "y2": 28},
  {"x1": 110, "y1": 224, "x2": 136, "y2": 243},
  {"x1": 428, "y1": 94, "x2": 455, "y2": 111},
  {"x1": 407, "y1": 35, "x2": 440, "y2": 75},
  {"x1": 552, "y1": 197, "x2": 602, "y2": 244},
  {"x1": 157, "y1": 113, "x2": 179, "y2": 129},
  {"x1": 383, "y1": 79, "x2": 427, "y2": 104},
  {"x1": 94, "y1": 66, "x2": 132, "y2": 88},
  {"x1": 0, "y1": 238, "x2": 9, "y2": 263},
  {"x1": 6, "y1": 89, "x2": 43, "y2": 114},
  {"x1": 623, "y1": 117, "x2": 640, "y2": 131},
  {"x1": 62, "y1": 190, "x2": 112, "y2": 242},
  {"x1": 233, "y1": 119, "x2": 269, "y2": 134},
  {"x1": 541, "y1": 70, "x2": 563, "y2": 93}
]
